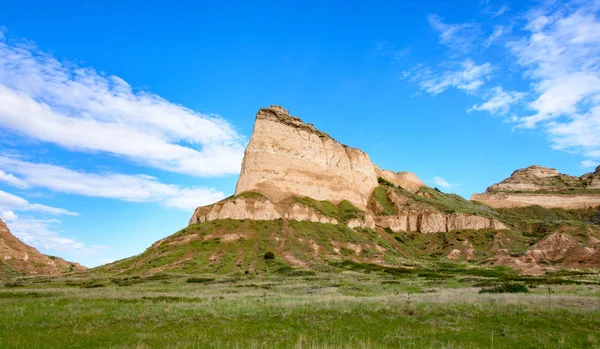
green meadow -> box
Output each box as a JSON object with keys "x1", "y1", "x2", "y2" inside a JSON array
[{"x1": 1, "y1": 265, "x2": 599, "y2": 348}]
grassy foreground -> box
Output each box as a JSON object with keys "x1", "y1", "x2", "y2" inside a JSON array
[{"x1": 1, "y1": 268, "x2": 600, "y2": 349}]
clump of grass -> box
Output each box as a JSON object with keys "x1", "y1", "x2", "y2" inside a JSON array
[
  {"x1": 293, "y1": 197, "x2": 364, "y2": 222},
  {"x1": 377, "y1": 177, "x2": 395, "y2": 187},
  {"x1": 186, "y1": 277, "x2": 215, "y2": 284},
  {"x1": 4, "y1": 281, "x2": 23, "y2": 288},
  {"x1": 479, "y1": 282, "x2": 528, "y2": 294},
  {"x1": 373, "y1": 186, "x2": 397, "y2": 216}
]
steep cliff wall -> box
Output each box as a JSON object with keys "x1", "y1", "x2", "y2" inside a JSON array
[
  {"x1": 471, "y1": 165, "x2": 600, "y2": 209},
  {"x1": 234, "y1": 106, "x2": 378, "y2": 210}
]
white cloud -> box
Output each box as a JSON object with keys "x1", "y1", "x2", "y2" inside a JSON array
[
  {"x1": 0, "y1": 210, "x2": 17, "y2": 221},
  {"x1": 469, "y1": 86, "x2": 524, "y2": 115},
  {"x1": 433, "y1": 176, "x2": 453, "y2": 189},
  {"x1": 0, "y1": 189, "x2": 76, "y2": 216},
  {"x1": 507, "y1": 3, "x2": 600, "y2": 160},
  {"x1": 0, "y1": 170, "x2": 28, "y2": 188},
  {"x1": 0, "y1": 36, "x2": 245, "y2": 177},
  {"x1": 581, "y1": 159, "x2": 599, "y2": 168},
  {"x1": 415, "y1": 59, "x2": 492, "y2": 95},
  {"x1": 0, "y1": 156, "x2": 225, "y2": 210},
  {"x1": 6, "y1": 217, "x2": 84, "y2": 252},
  {"x1": 485, "y1": 25, "x2": 507, "y2": 48},
  {"x1": 428, "y1": 15, "x2": 481, "y2": 53}
]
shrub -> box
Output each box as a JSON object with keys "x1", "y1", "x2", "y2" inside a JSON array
[
  {"x1": 263, "y1": 251, "x2": 275, "y2": 260},
  {"x1": 377, "y1": 177, "x2": 395, "y2": 187},
  {"x1": 479, "y1": 282, "x2": 528, "y2": 294}
]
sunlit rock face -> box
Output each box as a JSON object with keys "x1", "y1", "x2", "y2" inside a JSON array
[{"x1": 235, "y1": 106, "x2": 378, "y2": 210}]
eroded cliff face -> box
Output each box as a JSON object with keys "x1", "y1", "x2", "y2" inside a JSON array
[
  {"x1": 188, "y1": 105, "x2": 510, "y2": 235},
  {"x1": 471, "y1": 165, "x2": 600, "y2": 209},
  {"x1": 1, "y1": 218, "x2": 85, "y2": 275},
  {"x1": 234, "y1": 106, "x2": 378, "y2": 210}
]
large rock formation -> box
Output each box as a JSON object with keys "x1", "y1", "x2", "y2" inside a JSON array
[
  {"x1": 190, "y1": 105, "x2": 508, "y2": 235},
  {"x1": 471, "y1": 165, "x2": 600, "y2": 209},
  {"x1": 235, "y1": 106, "x2": 378, "y2": 210},
  {"x1": 1, "y1": 218, "x2": 85, "y2": 275}
]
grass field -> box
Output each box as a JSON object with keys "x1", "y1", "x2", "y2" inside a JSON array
[{"x1": 1, "y1": 266, "x2": 600, "y2": 348}]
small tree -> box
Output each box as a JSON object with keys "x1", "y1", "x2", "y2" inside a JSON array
[{"x1": 264, "y1": 251, "x2": 275, "y2": 260}]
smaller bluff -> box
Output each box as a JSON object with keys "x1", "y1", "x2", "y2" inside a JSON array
[
  {"x1": 1, "y1": 218, "x2": 85, "y2": 275},
  {"x1": 235, "y1": 106, "x2": 378, "y2": 210},
  {"x1": 471, "y1": 165, "x2": 600, "y2": 208},
  {"x1": 375, "y1": 166, "x2": 425, "y2": 193}
]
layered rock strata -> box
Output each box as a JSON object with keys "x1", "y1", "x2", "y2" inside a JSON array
[
  {"x1": 190, "y1": 105, "x2": 508, "y2": 235},
  {"x1": 471, "y1": 165, "x2": 600, "y2": 209},
  {"x1": 234, "y1": 106, "x2": 378, "y2": 210}
]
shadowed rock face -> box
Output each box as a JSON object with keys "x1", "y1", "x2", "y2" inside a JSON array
[
  {"x1": 471, "y1": 165, "x2": 600, "y2": 209},
  {"x1": 0, "y1": 218, "x2": 85, "y2": 275},
  {"x1": 234, "y1": 106, "x2": 378, "y2": 210}
]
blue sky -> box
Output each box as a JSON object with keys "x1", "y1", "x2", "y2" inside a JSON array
[{"x1": 0, "y1": 0, "x2": 599, "y2": 267}]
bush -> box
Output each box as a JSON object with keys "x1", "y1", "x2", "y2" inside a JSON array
[
  {"x1": 264, "y1": 251, "x2": 275, "y2": 260},
  {"x1": 479, "y1": 282, "x2": 528, "y2": 294},
  {"x1": 186, "y1": 277, "x2": 215, "y2": 284}
]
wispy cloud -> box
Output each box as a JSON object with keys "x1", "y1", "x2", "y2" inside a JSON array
[
  {"x1": 469, "y1": 86, "x2": 524, "y2": 115},
  {"x1": 581, "y1": 159, "x2": 599, "y2": 168},
  {"x1": 409, "y1": 59, "x2": 492, "y2": 95},
  {"x1": 407, "y1": 1, "x2": 600, "y2": 164},
  {"x1": 432, "y1": 176, "x2": 453, "y2": 189},
  {"x1": 507, "y1": 2, "x2": 600, "y2": 160},
  {"x1": 0, "y1": 170, "x2": 28, "y2": 188},
  {"x1": 485, "y1": 25, "x2": 508, "y2": 48},
  {"x1": 0, "y1": 156, "x2": 225, "y2": 210},
  {"x1": 0, "y1": 34, "x2": 245, "y2": 177},
  {"x1": 428, "y1": 14, "x2": 482, "y2": 53},
  {"x1": 0, "y1": 189, "x2": 76, "y2": 216}
]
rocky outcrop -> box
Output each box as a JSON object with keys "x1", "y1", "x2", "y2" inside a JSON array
[
  {"x1": 235, "y1": 106, "x2": 378, "y2": 210},
  {"x1": 190, "y1": 196, "x2": 282, "y2": 224},
  {"x1": 188, "y1": 106, "x2": 514, "y2": 235},
  {"x1": 374, "y1": 211, "x2": 507, "y2": 233},
  {"x1": 375, "y1": 166, "x2": 425, "y2": 193},
  {"x1": 489, "y1": 232, "x2": 600, "y2": 275},
  {"x1": 471, "y1": 192, "x2": 600, "y2": 209},
  {"x1": 1, "y1": 218, "x2": 85, "y2": 275},
  {"x1": 471, "y1": 165, "x2": 600, "y2": 209}
]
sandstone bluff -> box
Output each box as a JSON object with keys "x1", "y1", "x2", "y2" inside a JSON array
[
  {"x1": 191, "y1": 106, "x2": 506, "y2": 234},
  {"x1": 471, "y1": 165, "x2": 600, "y2": 209},
  {"x1": 100, "y1": 106, "x2": 599, "y2": 276}
]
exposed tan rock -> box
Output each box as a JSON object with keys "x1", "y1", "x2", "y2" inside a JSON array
[
  {"x1": 447, "y1": 213, "x2": 507, "y2": 231},
  {"x1": 471, "y1": 192, "x2": 600, "y2": 209},
  {"x1": 374, "y1": 211, "x2": 507, "y2": 233},
  {"x1": 419, "y1": 211, "x2": 447, "y2": 234},
  {"x1": 235, "y1": 106, "x2": 378, "y2": 210},
  {"x1": 284, "y1": 204, "x2": 338, "y2": 225},
  {"x1": 190, "y1": 196, "x2": 282, "y2": 224},
  {"x1": 375, "y1": 166, "x2": 425, "y2": 193},
  {"x1": 0, "y1": 218, "x2": 85, "y2": 275},
  {"x1": 472, "y1": 164, "x2": 600, "y2": 208}
]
